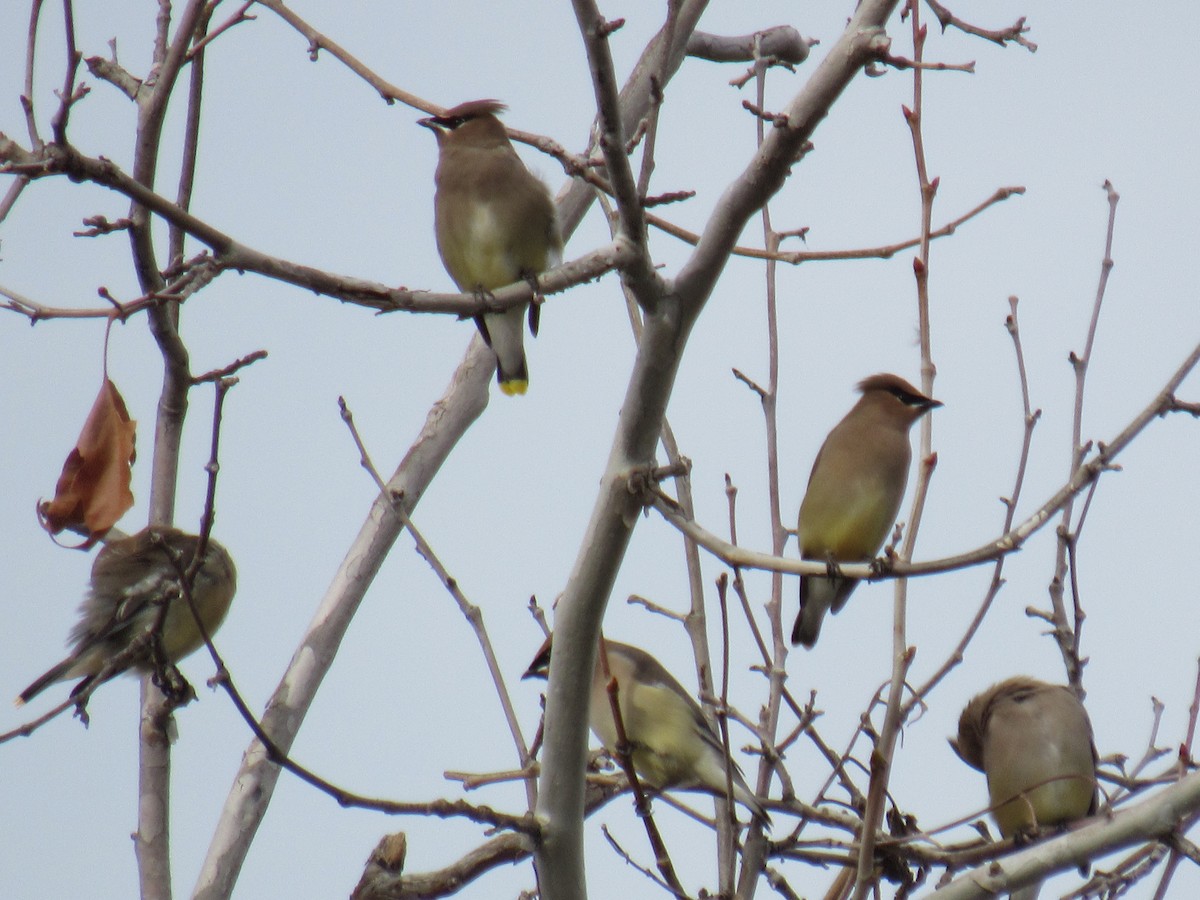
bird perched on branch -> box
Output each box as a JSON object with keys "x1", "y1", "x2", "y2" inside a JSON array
[
  {"x1": 952, "y1": 677, "x2": 1098, "y2": 835},
  {"x1": 791, "y1": 373, "x2": 941, "y2": 647},
  {"x1": 951, "y1": 677, "x2": 1098, "y2": 899},
  {"x1": 420, "y1": 99, "x2": 562, "y2": 396},
  {"x1": 16, "y1": 527, "x2": 237, "y2": 706},
  {"x1": 524, "y1": 635, "x2": 769, "y2": 823}
]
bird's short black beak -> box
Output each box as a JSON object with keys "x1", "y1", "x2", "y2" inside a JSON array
[
  {"x1": 417, "y1": 116, "x2": 443, "y2": 132},
  {"x1": 924, "y1": 398, "x2": 944, "y2": 410},
  {"x1": 523, "y1": 639, "x2": 552, "y2": 680}
]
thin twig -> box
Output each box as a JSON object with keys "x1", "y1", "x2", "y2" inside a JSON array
[
  {"x1": 901, "y1": 296, "x2": 1039, "y2": 715},
  {"x1": 21, "y1": 0, "x2": 47, "y2": 149},
  {"x1": 643, "y1": 187, "x2": 1023, "y2": 265},
  {"x1": 1050, "y1": 181, "x2": 1121, "y2": 696},
  {"x1": 49, "y1": 0, "x2": 85, "y2": 144},
  {"x1": 185, "y1": 1, "x2": 255, "y2": 60},
  {"x1": 923, "y1": 0, "x2": 1038, "y2": 52},
  {"x1": 336, "y1": 397, "x2": 535, "y2": 807},
  {"x1": 853, "y1": 8, "x2": 940, "y2": 893}
]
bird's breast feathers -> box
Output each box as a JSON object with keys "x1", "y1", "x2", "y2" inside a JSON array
[
  {"x1": 623, "y1": 683, "x2": 708, "y2": 786},
  {"x1": 799, "y1": 471, "x2": 903, "y2": 559},
  {"x1": 437, "y1": 200, "x2": 551, "y2": 291}
]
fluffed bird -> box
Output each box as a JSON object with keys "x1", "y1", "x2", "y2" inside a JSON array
[
  {"x1": 951, "y1": 677, "x2": 1098, "y2": 900},
  {"x1": 951, "y1": 677, "x2": 1098, "y2": 837},
  {"x1": 17, "y1": 527, "x2": 237, "y2": 705},
  {"x1": 791, "y1": 373, "x2": 941, "y2": 647},
  {"x1": 524, "y1": 635, "x2": 769, "y2": 823},
  {"x1": 419, "y1": 99, "x2": 563, "y2": 396}
]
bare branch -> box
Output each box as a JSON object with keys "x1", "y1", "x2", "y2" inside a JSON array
[
  {"x1": 84, "y1": 53, "x2": 142, "y2": 100},
  {"x1": 48, "y1": 0, "x2": 85, "y2": 144},
  {"x1": 351, "y1": 832, "x2": 533, "y2": 900},
  {"x1": 1050, "y1": 180, "x2": 1121, "y2": 694},
  {"x1": 538, "y1": 6, "x2": 906, "y2": 899},
  {"x1": 924, "y1": 1, "x2": 1038, "y2": 52},
  {"x1": 21, "y1": 0, "x2": 46, "y2": 150},
  {"x1": 571, "y1": 0, "x2": 659, "y2": 309},
  {"x1": 901, "y1": 296, "x2": 1040, "y2": 716},
  {"x1": 0, "y1": 136, "x2": 631, "y2": 315},
  {"x1": 195, "y1": 340, "x2": 495, "y2": 899},
  {"x1": 643, "y1": 185, "x2": 1023, "y2": 264},
  {"x1": 932, "y1": 772, "x2": 1200, "y2": 898},
  {"x1": 672, "y1": 5, "x2": 899, "y2": 309},
  {"x1": 686, "y1": 26, "x2": 814, "y2": 66},
  {"x1": 185, "y1": 2, "x2": 255, "y2": 60},
  {"x1": 253, "y1": 0, "x2": 429, "y2": 108}
]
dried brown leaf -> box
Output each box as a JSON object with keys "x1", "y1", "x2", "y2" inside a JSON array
[{"x1": 38, "y1": 378, "x2": 137, "y2": 546}]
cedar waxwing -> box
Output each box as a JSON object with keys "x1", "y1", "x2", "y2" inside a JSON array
[
  {"x1": 524, "y1": 635, "x2": 769, "y2": 823},
  {"x1": 791, "y1": 373, "x2": 941, "y2": 647},
  {"x1": 16, "y1": 527, "x2": 237, "y2": 705},
  {"x1": 419, "y1": 99, "x2": 563, "y2": 396},
  {"x1": 951, "y1": 678, "x2": 1098, "y2": 900}
]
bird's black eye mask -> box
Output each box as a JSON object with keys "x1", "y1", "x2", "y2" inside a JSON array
[{"x1": 889, "y1": 385, "x2": 940, "y2": 410}]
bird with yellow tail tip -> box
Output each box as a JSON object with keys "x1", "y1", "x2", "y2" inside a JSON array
[
  {"x1": 419, "y1": 100, "x2": 562, "y2": 396},
  {"x1": 792, "y1": 373, "x2": 941, "y2": 647},
  {"x1": 524, "y1": 634, "x2": 770, "y2": 824},
  {"x1": 16, "y1": 527, "x2": 237, "y2": 706},
  {"x1": 951, "y1": 677, "x2": 1098, "y2": 900}
]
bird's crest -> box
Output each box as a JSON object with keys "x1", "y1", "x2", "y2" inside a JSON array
[
  {"x1": 429, "y1": 99, "x2": 507, "y2": 128},
  {"x1": 857, "y1": 372, "x2": 941, "y2": 410}
]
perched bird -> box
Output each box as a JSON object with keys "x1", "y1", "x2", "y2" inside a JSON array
[
  {"x1": 951, "y1": 677, "x2": 1098, "y2": 836},
  {"x1": 524, "y1": 635, "x2": 769, "y2": 823},
  {"x1": 951, "y1": 677, "x2": 1098, "y2": 900},
  {"x1": 17, "y1": 527, "x2": 238, "y2": 705},
  {"x1": 419, "y1": 99, "x2": 563, "y2": 396},
  {"x1": 791, "y1": 373, "x2": 941, "y2": 647}
]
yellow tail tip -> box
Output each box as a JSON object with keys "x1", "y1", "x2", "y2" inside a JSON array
[{"x1": 499, "y1": 379, "x2": 528, "y2": 396}]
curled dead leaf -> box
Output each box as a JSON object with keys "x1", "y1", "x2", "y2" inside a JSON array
[{"x1": 38, "y1": 378, "x2": 136, "y2": 547}]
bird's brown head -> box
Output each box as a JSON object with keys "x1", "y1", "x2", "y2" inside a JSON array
[
  {"x1": 949, "y1": 694, "x2": 987, "y2": 772},
  {"x1": 418, "y1": 99, "x2": 509, "y2": 147},
  {"x1": 522, "y1": 635, "x2": 553, "y2": 680},
  {"x1": 950, "y1": 676, "x2": 1050, "y2": 772},
  {"x1": 857, "y1": 373, "x2": 942, "y2": 425}
]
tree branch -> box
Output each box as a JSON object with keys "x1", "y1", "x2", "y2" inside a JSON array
[
  {"x1": 537, "y1": 4, "x2": 904, "y2": 899},
  {"x1": 931, "y1": 772, "x2": 1200, "y2": 898}
]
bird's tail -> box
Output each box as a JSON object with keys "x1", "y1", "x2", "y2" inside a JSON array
[
  {"x1": 792, "y1": 575, "x2": 832, "y2": 647},
  {"x1": 792, "y1": 574, "x2": 859, "y2": 647},
  {"x1": 478, "y1": 306, "x2": 529, "y2": 396},
  {"x1": 792, "y1": 588, "x2": 825, "y2": 647},
  {"x1": 733, "y1": 780, "x2": 771, "y2": 827},
  {"x1": 15, "y1": 658, "x2": 76, "y2": 707}
]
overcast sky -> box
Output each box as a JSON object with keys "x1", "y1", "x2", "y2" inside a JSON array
[{"x1": 2, "y1": 2, "x2": 1199, "y2": 898}]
